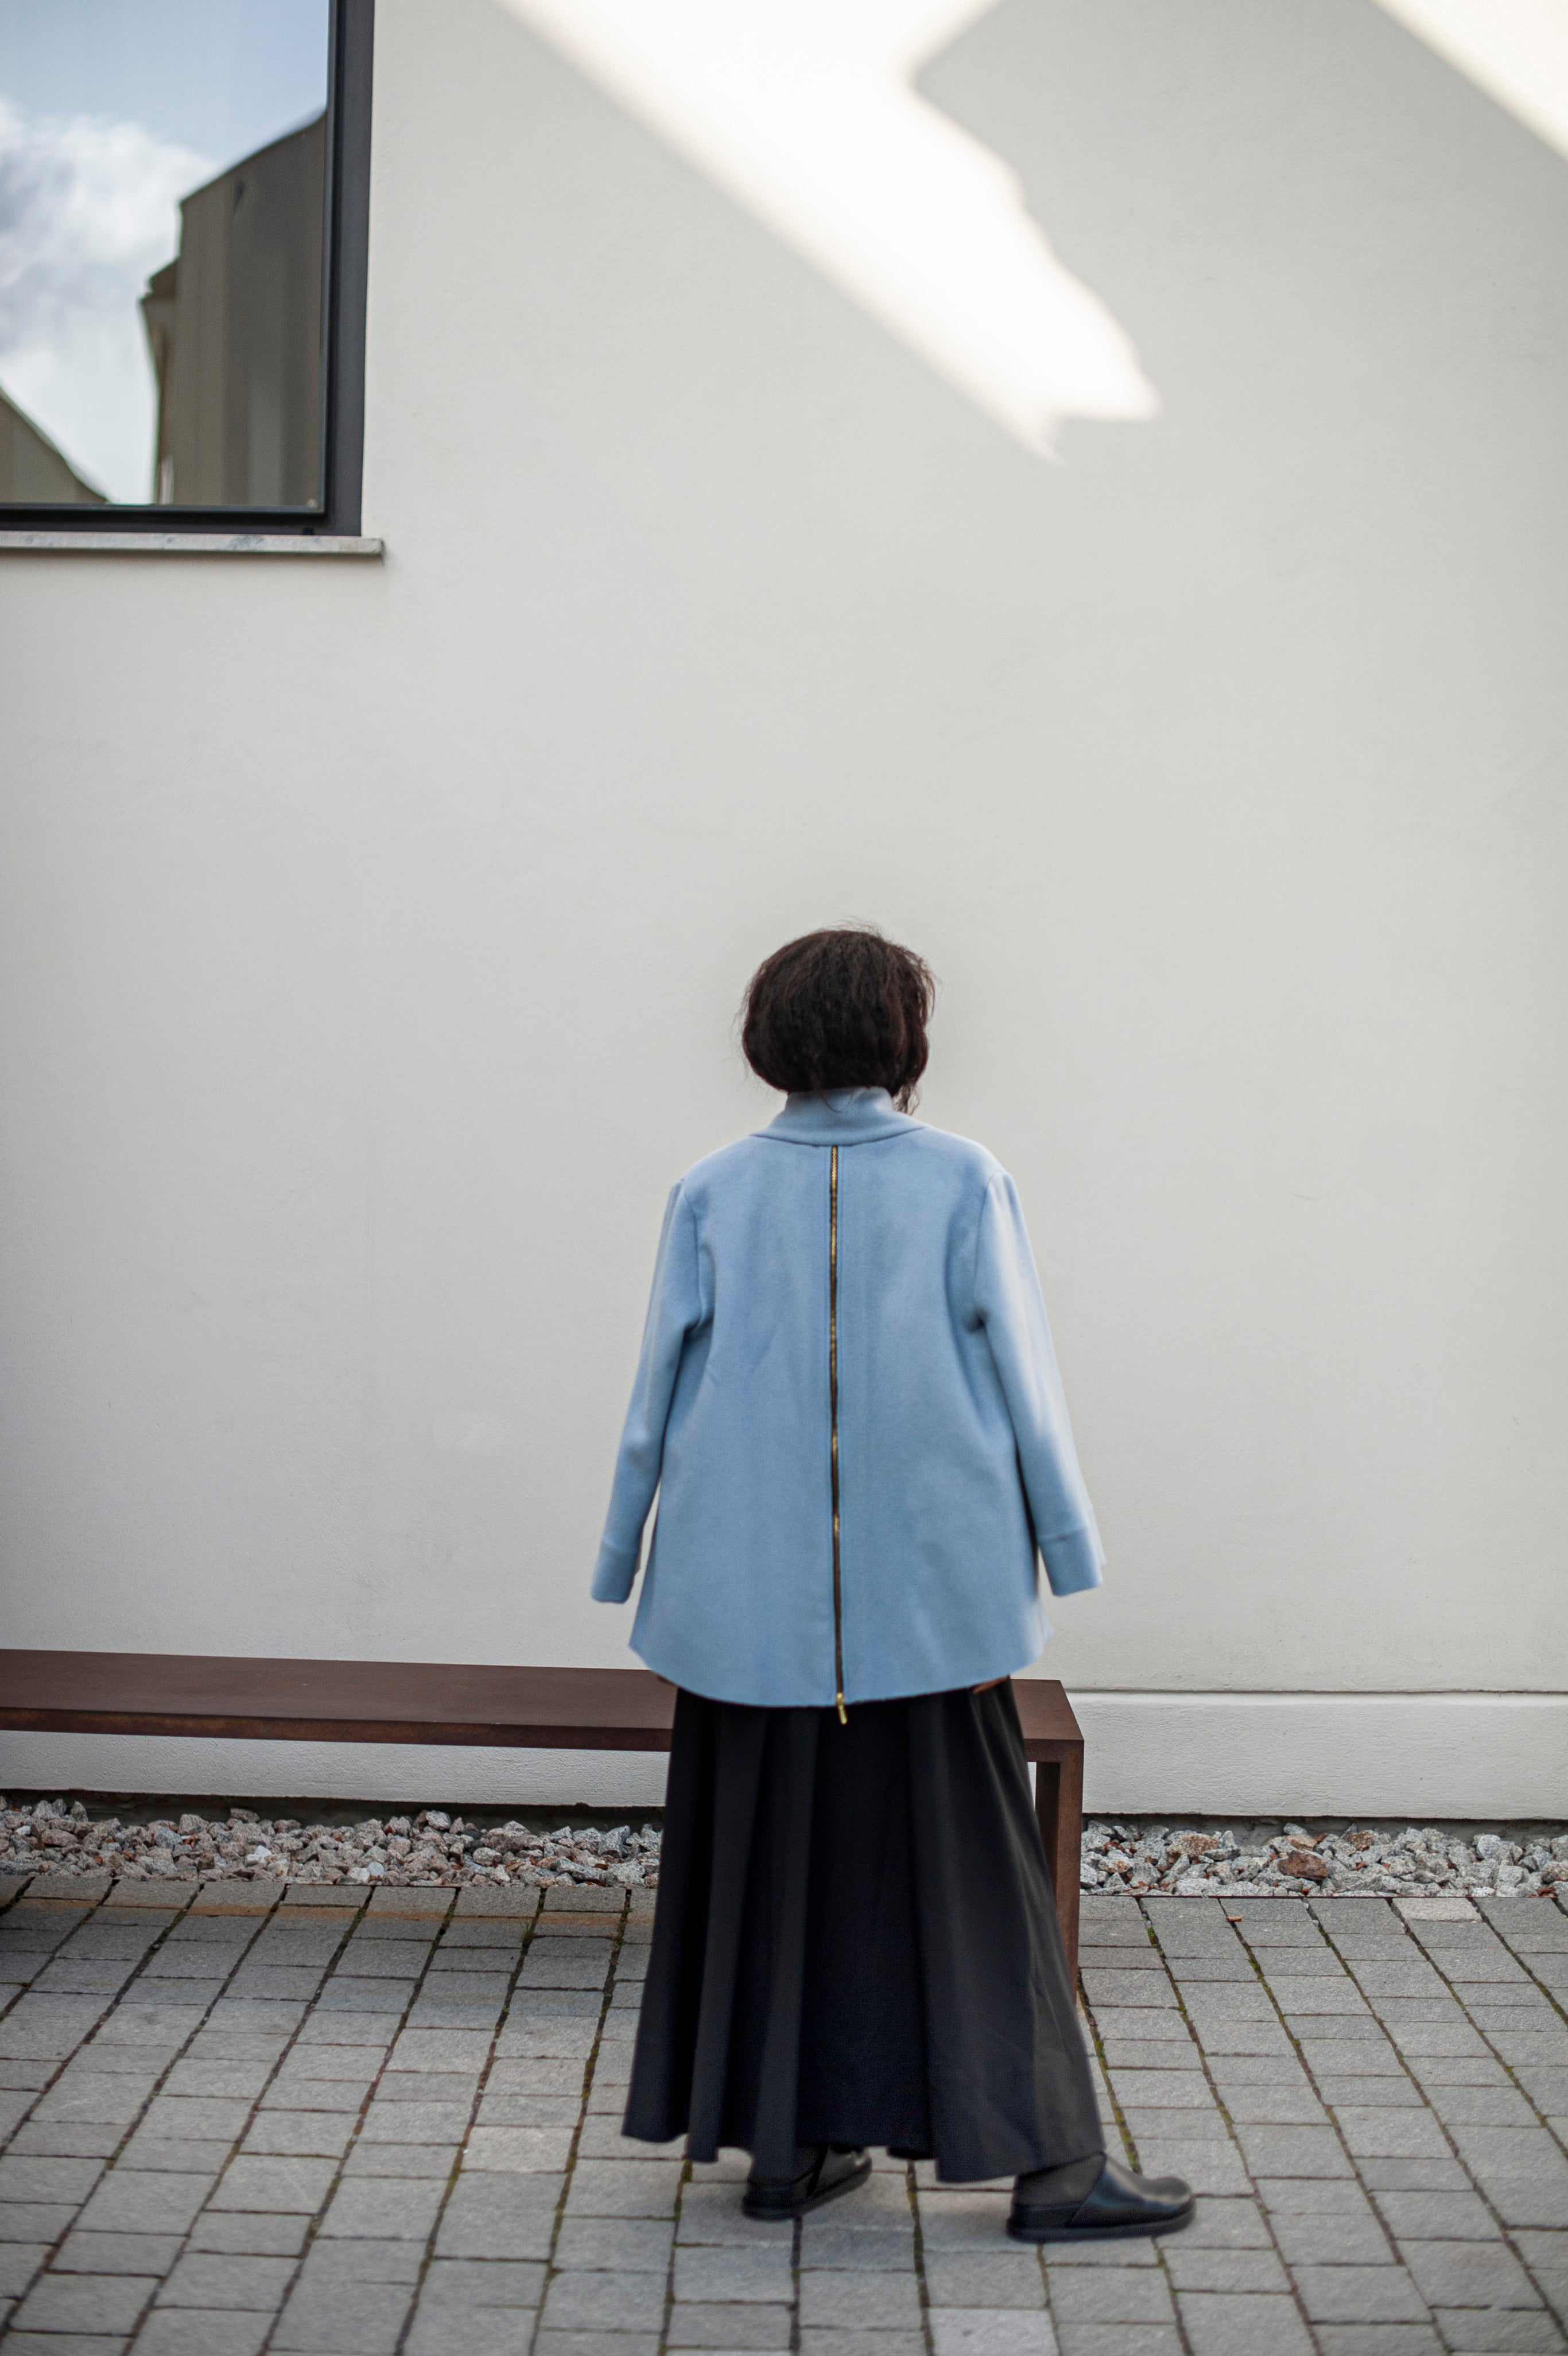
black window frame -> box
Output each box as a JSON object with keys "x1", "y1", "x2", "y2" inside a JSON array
[{"x1": 1, "y1": 0, "x2": 374, "y2": 537}]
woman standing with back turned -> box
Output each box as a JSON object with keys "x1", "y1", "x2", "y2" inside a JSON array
[{"x1": 592, "y1": 927, "x2": 1192, "y2": 2242}]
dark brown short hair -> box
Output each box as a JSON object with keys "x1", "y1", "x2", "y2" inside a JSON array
[{"x1": 740, "y1": 926, "x2": 936, "y2": 1109}]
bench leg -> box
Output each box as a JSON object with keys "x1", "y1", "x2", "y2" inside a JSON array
[{"x1": 1035, "y1": 1752, "x2": 1082, "y2": 1985}]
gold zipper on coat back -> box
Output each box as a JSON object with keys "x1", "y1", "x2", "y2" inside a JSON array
[{"x1": 829, "y1": 1145, "x2": 847, "y2": 1723}]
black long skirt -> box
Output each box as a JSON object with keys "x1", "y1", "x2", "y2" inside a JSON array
[{"x1": 623, "y1": 1680, "x2": 1103, "y2": 2185}]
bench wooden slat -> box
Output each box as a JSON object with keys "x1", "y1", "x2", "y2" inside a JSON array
[
  {"x1": 0, "y1": 1652, "x2": 676, "y2": 1749},
  {"x1": 0, "y1": 1651, "x2": 1084, "y2": 1972}
]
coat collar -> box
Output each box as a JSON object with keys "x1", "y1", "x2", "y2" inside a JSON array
[{"x1": 758, "y1": 1086, "x2": 924, "y2": 1147}]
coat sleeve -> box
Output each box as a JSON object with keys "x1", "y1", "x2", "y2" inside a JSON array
[
  {"x1": 591, "y1": 1185, "x2": 703, "y2": 1603},
  {"x1": 973, "y1": 1172, "x2": 1105, "y2": 1598}
]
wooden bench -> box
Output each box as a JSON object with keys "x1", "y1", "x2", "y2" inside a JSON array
[{"x1": 0, "y1": 1652, "x2": 1085, "y2": 1973}]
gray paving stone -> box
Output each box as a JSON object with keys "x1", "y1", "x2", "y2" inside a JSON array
[
  {"x1": 188, "y1": 2210, "x2": 310, "y2": 2255},
  {"x1": 359, "y1": 2098, "x2": 471, "y2": 2142},
  {"x1": 417, "y1": 2258, "x2": 546, "y2": 2308},
  {"x1": 336, "y1": 1940, "x2": 433, "y2": 1975},
  {"x1": 52, "y1": 2229, "x2": 185, "y2": 2274},
  {"x1": 1231, "y1": 2122, "x2": 1352, "y2": 2176},
  {"x1": 10, "y1": 2122, "x2": 125, "y2": 2159},
  {"x1": 1318, "y1": 2072, "x2": 1425, "y2": 2107},
  {"x1": 1359, "y1": 2156, "x2": 1473, "y2": 2191},
  {"x1": 1374, "y1": 2187, "x2": 1501, "y2": 2238},
  {"x1": 918, "y1": 2318, "x2": 1050, "y2": 2356},
  {"x1": 479, "y1": 2091, "x2": 581, "y2": 2127},
  {"x1": 139, "y1": 2093, "x2": 253, "y2": 2142},
  {"x1": 799, "y1": 2266, "x2": 922, "y2": 2325},
  {"x1": 1099, "y1": 2039, "x2": 1203, "y2": 2072},
  {"x1": 1256, "y1": 2177, "x2": 1380, "y2": 2215},
  {"x1": 564, "y1": 2159, "x2": 684, "y2": 2217},
  {"x1": 532, "y1": 2334, "x2": 661, "y2": 2356},
  {"x1": 273, "y1": 2272, "x2": 417, "y2": 2353},
  {"x1": 1121, "y1": 2104, "x2": 1233, "y2": 2142},
  {"x1": 465, "y1": 2124, "x2": 577, "y2": 2171},
  {"x1": 406, "y1": 2302, "x2": 538, "y2": 2355},
  {"x1": 74, "y1": 2171, "x2": 213, "y2": 2234},
  {"x1": 1311, "y1": 2330, "x2": 1444, "y2": 2356},
  {"x1": 341, "y1": 2138, "x2": 462, "y2": 2177},
  {"x1": 1089, "y1": 2009, "x2": 1198, "y2": 2043},
  {"x1": 1294, "y1": 2261, "x2": 1430, "y2": 2322},
  {"x1": 542, "y1": 2267, "x2": 669, "y2": 2330},
  {"x1": 1271, "y1": 2208, "x2": 1393, "y2": 2264},
  {"x1": 667, "y1": 2303, "x2": 793, "y2": 2349},
  {"x1": 1081, "y1": 1970, "x2": 1179, "y2": 2009},
  {"x1": 517, "y1": 1946, "x2": 612, "y2": 1990},
  {"x1": 156, "y1": 2250, "x2": 296, "y2": 2307},
  {"x1": 1178, "y1": 1988, "x2": 1279, "y2": 2022},
  {"x1": 413, "y1": 1973, "x2": 512, "y2": 2005},
  {"x1": 923, "y1": 2250, "x2": 1046, "y2": 2307},
  {"x1": 1163, "y1": 2245, "x2": 1290, "y2": 2292},
  {"x1": 32, "y1": 2073, "x2": 157, "y2": 2124},
  {"x1": 0, "y1": 2334, "x2": 138, "y2": 2356},
  {"x1": 1429, "y1": 2085, "x2": 1539, "y2": 2127},
  {"x1": 1485, "y1": 2186, "x2": 1568, "y2": 2237},
  {"x1": 207, "y1": 2152, "x2": 339, "y2": 2212},
  {"x1": 391, "y1": 2027, "x2": 495, "y2": 2071},
  {"x1": 1178, "y1": 2198, "x2": 1272, "y2": 2249},
  {"x1": 1402, "y1": 2235, "x2": 1543, "y2": 2309},
  {"x1": 11, "y1": 2267, "x2": 156, "y2": 2333},
  {"x1": 1335, "y1": 2106, "x2": 1455, "y2": 2159},
  {"x1": 0, "y1": 2153, "x2": 106, "y2": 2203},
  {"x1": 436, "y1": 2172, "x2": 562, "y2": 2258},
  {"x1": 161, "y1": 2059, "x2": 273, "y2": 2101},
  {"x1": 136, "y1": 2313, "x2": 275, "y2": 2356},
  {"x1": 240, "y1": 2108, "x2": 356, "y2": 2157},
  {"x1": 118, "y1": 2130, "x2": 236, "y2": 2173},
  {"x1": 1176, "y1": 2291, "x2": 1315, "y2": 2355},
  {"x1": 1048, "y1": 2268, "x2": 1176, "y2": 2323},
  {"x1": 298, "y1": 2237, "x2": 426, "y2": 2284},
  {"x1": 1106, "y1": 2069, "x2": 1221, "y2": 2110},
  {"x1": 317, "y1": 1977, "x2": 418, "y2": 2010},
  {"x1": 377, "y1": 2067, "x2": 483, "y2": 2102},
  {"x1": 318, "y1": 2173, "x2": 445, "y2": 2238},
  {"x1": 1186, "y1": 2023, "x2": 1295, "y2": 2057},
  {"x1": 253, "y1": 2074, "x2": 374, "y2": 2114},
  {"x1": 0, "y1": 2240, "x2": 49, "y2": 2296},
  {"x1": 495, "y1": 2021, "x2": 599, "y2": 2062},
  {"x1": 556, "y1": 2217, "x2": 674, "y2": 2270},
  {"x1": 676, "y1": 2242, "x2": 796, "y2": 2301},
  {"x1": 1216, "y1": 2083, "x2": 1330, "y2": 2124}
]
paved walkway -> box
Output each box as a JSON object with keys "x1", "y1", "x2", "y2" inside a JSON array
[{"x1": 1, "y1": 1873, "x2": 1565, "y2": 2355}]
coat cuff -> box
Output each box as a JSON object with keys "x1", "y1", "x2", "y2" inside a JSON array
[
  {"x1": 1041, "y1": 1524, "x2": 1103, "y2": 1598},
  {"x1": 591, "y1": 1538, "x2": 641, "y2": 1604}
]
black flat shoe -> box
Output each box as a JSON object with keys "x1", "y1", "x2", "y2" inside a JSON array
[
  {"x1": 742, "y1": 2144, "x2": 872, "y2": 2221},
  {"x1": 1007, "y1": 2154, "x2": 1194, "y2": 2244}
]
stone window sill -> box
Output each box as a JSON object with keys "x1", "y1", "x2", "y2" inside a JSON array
[{"x1": 0, "y1": 531, "x2": 383, "y2": 556}]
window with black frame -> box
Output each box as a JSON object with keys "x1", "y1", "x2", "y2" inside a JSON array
[{"x1": 0, "y1": 0, "x2": 371, "y2": 534}]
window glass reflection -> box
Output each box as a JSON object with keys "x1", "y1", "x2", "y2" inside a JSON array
[{"x1": 0, "y1": 0, "x2": 330, "y2": 506}]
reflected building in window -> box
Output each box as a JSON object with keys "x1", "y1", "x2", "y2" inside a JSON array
[
  {"x1": 140, "y1": 112, "x2": 327, "y2": 510},
  {"x1": 0, "y1": 388, "x2": 107, "y2": 505}
]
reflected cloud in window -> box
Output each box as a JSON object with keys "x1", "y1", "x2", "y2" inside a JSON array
[{"x1": 0, "y1": 0, "x2": 329, "y2": 506}]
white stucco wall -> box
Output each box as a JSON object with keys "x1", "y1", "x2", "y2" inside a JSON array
[{"x1": 3, "y1": 0, "x2": 1565, "y2": 1814}]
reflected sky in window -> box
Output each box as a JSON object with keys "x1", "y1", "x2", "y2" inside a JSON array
[{"x1": 0, "y1": 0, "x2": 328, "y2": 500}]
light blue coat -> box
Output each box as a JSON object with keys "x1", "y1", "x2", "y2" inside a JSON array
[{"x1": 592, "y1": 1088, "x2": 1104, "y2": 1707}]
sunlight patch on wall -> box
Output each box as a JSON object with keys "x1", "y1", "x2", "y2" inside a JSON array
[
  {"x1": 1373, "y1": 0, "x2": 1568, "y2": 164},
  {"x1": 496, "y1": 0, "x2": 1157, "y2": 455}
]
